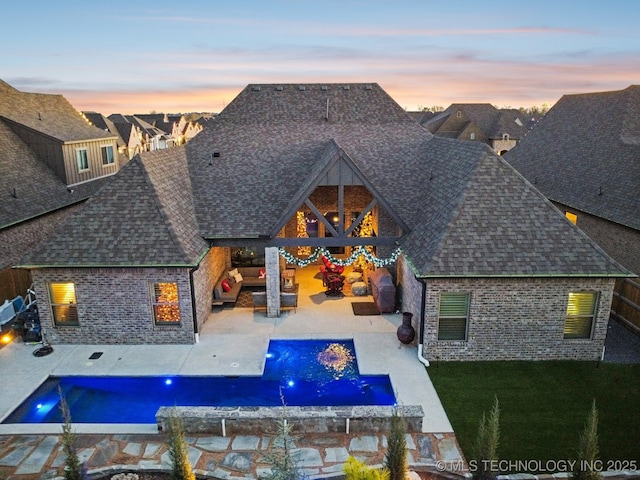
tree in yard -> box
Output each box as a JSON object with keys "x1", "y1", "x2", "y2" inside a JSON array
[
  {"x1": 166, "y1": 408, "x2": 195, "y2": 480},
  {"x1": 260, "y1": 391, "x2": 300, "y2": 480},
  {"x1": 58, "y1": 388, "x2": 87, "y2": 480},
  {"x1": 384, "y1": 408, "x2": 408, "y2": 480},
  {"x1": 572, "y1": 400, "x2": 602, "y2": 480},
  {"x1": 471, "y1": 396, "x2": 500, "y2": 480}
]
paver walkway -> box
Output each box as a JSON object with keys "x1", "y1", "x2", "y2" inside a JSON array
[{"x1": 0, "y1": 431, "x2": 463, "y2": 479}]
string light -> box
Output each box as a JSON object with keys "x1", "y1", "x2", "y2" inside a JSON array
[{"x1": 278, "y1": 246, "x2": 401, "y2": 268}]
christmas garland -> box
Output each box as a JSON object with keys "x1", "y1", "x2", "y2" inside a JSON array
[{"x1": 278, "y1": 246, "x2": 401, "y2": 268}]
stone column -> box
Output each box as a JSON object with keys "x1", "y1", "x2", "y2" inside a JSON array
[{"x1": 265, "y1": 247, "x2": 281, "y2": 317}]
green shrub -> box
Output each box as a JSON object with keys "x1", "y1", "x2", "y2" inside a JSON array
[
  {"x1": 260, "y1": 395, "x2": 300, "y2": 480},
  {"x1": 344, "y1": 456, "x2": 390, "y2": 480},
  {"x1": 384, "y1": 408, "x2": 408, "y2": 480},
  {"x1": 572, "y1": 400, "x2": 602, "y2": 480},
  {"x1": 58, "y1": 388, "x2": 86, "y2": 480},
  {"x1": 166, "y1": 409, "x2": 195, "y2": 480},
  {"x1": 472, "y1": 396, "x2": 500, "y2": 480}
]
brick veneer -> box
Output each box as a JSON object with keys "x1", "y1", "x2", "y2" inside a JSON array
[
  {"x1": 192, "y1": 246, "x2": 228, "y2": 333},
  {"x1": 557, "y1": 202, "x2": 639, "y2": 276},
  {"x1": 33, "y1": 267, "x2": 195, "y2": 344},
  {"x1": 398, "y1": 256, "x2": 616, "y2": 361}
]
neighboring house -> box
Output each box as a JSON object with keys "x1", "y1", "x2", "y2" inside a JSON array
[
  {"x1": 19, "y1": 83, "x2": 629, "y2": 362},
  {"x1": 421, "y1": 104, "x2": 531, "y2": 154},
  {"x1": 0, "y1": 80, "x2": 119, "y2": 300},
  {"x1": 108, "y1": 114, "x2": 175, "y2": 152},
  {"x1": 505, "y1": 85, "x2": 640, "y2": 331},
  {"x1": 135, "y1": 113, "x2": 204, "y2": 146},
  {"x1": 82, "y1": 111, "x2": 132, "y2": 163},
  {"x1": 171, "y1": 116, "x2": 203, "y2": 146}
]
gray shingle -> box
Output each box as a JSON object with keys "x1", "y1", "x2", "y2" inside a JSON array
[
  {"x1": 20, "y1": 83, "x2": 629, "y2": 276},
  {"x1": 505, "y1": 85, "x2": 640, "y2": 231}
]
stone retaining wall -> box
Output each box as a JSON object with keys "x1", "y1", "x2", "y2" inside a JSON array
[{"x1": 156, "y1": 405, "x2": 424, "y2": 435}]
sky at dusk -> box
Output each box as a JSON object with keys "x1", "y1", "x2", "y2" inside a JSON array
[{"x1": 2, "y1": 0, "x2": 639, "y2": 115}]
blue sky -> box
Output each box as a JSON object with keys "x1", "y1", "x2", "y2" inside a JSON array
[{"x1": 2, "y1": 0, "x2": 638, "y2": 114}]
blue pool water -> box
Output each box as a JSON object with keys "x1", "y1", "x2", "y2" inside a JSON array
[{"x1": 2, "y1": 339, "x2": 395, "y2": 424}]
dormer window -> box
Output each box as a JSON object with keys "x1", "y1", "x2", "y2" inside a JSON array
[
  {"x1": 470, "y1": 132, "x2": 476, "y2": 140},
  {"x1": 76, "y1": 148, "x2": 89, "y2": 172}
]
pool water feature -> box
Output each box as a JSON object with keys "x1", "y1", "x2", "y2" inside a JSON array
[{"x1": 2, "y1": 339, "x2": 396, "y2": 424}]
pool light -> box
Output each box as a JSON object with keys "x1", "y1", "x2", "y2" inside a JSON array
[
  {"x1": 36, "y1": 403, "x2": 43, "y2": 409},
  {"x1": 164, "y1": 379, "x2": 172, "y2": 385},
  {"x1": 287, "y1": 380, "x2": 295, "y2": 387}
]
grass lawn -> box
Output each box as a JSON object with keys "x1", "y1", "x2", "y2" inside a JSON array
[{"x1": 428, "y1": 361, "x2": 640, "y2": 468}]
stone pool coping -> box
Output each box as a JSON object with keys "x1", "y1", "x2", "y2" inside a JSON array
[{"x1": 156, "y1": 405, "x2": 424, "y2": 434}]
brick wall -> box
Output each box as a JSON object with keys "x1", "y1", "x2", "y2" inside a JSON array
[
  {"x1": 557, "y1": 203, "x2": 640, "y2": 276},
  {"x1": 32, "y1": 267, "x2": 195, "y2": 344},
  {"x1": 398, "y1": 257, "x2": 615, "y2": 361},
  {"x1": 422, "y1": 277, "x2": 614, "y2": 361},
  {"x1": 192, "y1": 247, "x2": 228, "y2": 333}
]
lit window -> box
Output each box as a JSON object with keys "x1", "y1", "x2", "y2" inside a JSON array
[
  {"x1": 76, "y1": 148, "x2": 89, "y2": 171},
  {"x1": 438, "y1": 292, "x2": 470, "y2": 340},
  {"x1": 470, "y1": 132, "x2": 475, "y2": 140},
  {"x1": 152, "y1": 282, "x2": 180, "y2": 325},
  {"x1": 566, "y1": 212, "x2": 577, "y2": 224},
  {"x1": 564, "y1": 292, "x2": 598, "y2": 339},
  {"x1": 49, "y1": 283, "x2": 79, "y2": 326},
  {"x1": 101, "y1": 145, "x2": 114, "y2": 165}
]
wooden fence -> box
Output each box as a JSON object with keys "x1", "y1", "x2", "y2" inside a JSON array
[
  {"x1": 0, "y1": 268, "x2": 32, "y2": 303},
  {"x1": 611, "y1": 277, "x2": 640, "y2": 335}
]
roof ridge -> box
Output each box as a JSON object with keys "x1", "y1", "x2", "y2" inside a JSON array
[{"x1": 137, "y1": 151, "x2": 196, "y2": 264}]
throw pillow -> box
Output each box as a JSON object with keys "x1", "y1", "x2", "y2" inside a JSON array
[
  {"x1": 221, "y1": 279, "x2": 231, "y2": 292},
  {"x1": 258, "y1": 268, "x2": 266, "y2": 278},
  {"x1": 234, "y1": 273, "x2": 243, "y2": 283}
]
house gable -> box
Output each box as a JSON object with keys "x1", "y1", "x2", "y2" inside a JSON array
[{"x1": 271, "y1": 140, "x2": 408, "y2": 246}]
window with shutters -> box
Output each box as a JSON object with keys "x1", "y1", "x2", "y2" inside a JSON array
[
  {"x1": 49, "y1": 283, "x2": 79, "y2": 326},
  {"x1": 438, "y1": 292, "x2": 470, "y2": 341},
  {"x1": 152, "y1": 282, "x2": 181, "y2": 325},
  {"x1": 564, "y1": 292, "x2": 598, "y2": 339}
]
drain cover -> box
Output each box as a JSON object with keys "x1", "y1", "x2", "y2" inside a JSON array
[
  {"x1": 230, "y1": 362, "x2": 239, "y2": 368},
  {"x1": 88, "y1": 352, "x2": 103, "y2": 360}
]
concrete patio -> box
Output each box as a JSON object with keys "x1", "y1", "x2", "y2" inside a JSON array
[{"x1": 0, "y1": 265, "x2": 452, "y2": 436}]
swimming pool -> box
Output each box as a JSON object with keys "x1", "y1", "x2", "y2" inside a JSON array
[{"x1": 2, "y1": 339, "x2": 396, "y2": 424}]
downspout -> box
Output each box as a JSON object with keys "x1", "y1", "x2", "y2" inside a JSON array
[
  {"x1": 189, "y1": 265, "x2": 200, "y2": 343},
  {"x1": 416, "y1": 278, "x2": 430, "y2": 367}
]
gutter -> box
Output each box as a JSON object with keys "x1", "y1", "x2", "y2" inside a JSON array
[
  {"x1": 416, "y1": 277, "x2": 430, "y2": 367},
  {"x1": 189, "y1": 264, "x2": 200, "y2": 343}
]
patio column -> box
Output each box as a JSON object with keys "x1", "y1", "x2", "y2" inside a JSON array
[{"x1": 265, "y1": 247, "x2": 281, "y2": 317}]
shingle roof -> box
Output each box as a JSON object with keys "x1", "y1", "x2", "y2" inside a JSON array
[
  {"x1": 424, "y1": 103, "x2": 529, "y2": 140},
  {"x1": 504, "y1": 85, "x2": 640, "y2": 231},
  {"x1": 0, "y1": 116, "x2": 110, "y2": 231},
  {"x1": 21, "y1": 83, "x2": 629, "y2": 276},
  {"x1": 0, "y1": 80, "x2": 115, "y2": 143},
  {"x1": 20, "y1": 148, "x2": 208, "y2": 267}
]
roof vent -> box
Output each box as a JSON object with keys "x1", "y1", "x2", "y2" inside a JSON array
[
  {"x1": 11, "y1": 187, "x2": 17, "y2": 199},
  {"x1": 252, "y1": 86, "x2": 261, "y2": 91},
  {"x1": 343, "y1": 85, "x2": 350, "y2": 90},
  {"x1": 321, "y1": 85, "x2": 328, "y2": 91},
  {"x1": 213, "y1": 151, "x2": 220, "y2": 158},
  {"x1": 365, "y1": 84, "x2": 373, "y2": 90},
  {"x1": 276, "y1": 86, "x2": 284, "y2": 91},
  {"x1": 298, "y1": 85, "x2": 306, "y2": 91}
]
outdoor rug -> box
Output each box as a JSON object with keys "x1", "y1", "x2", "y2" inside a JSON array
[{"x1": 351, "y1": 301, "x2": 380, "y2": 316}]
